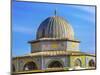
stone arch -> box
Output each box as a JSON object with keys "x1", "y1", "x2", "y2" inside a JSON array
[
  {"x1": 23, "y1": 61, "x2": 38, "y2": 71},
  {"x1": 88, "y1": 59, "x2": 95, "y2": 67},
  {"x1": 47, "y1": 60, "x2": 64, "y2": 68},
  {"x1": 74, "y1": 58, "x2": 82, "y2": 67}
]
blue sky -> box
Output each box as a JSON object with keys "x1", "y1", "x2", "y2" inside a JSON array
[{"x1": 12, "y1": 1, "x2": 96, "y2": 56}]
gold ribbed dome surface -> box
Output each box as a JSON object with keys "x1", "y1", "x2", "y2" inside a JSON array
[{"x1": 36, "y1": 16, "x2": 74, "y2": 40}]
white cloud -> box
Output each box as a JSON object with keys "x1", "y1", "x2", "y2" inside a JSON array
[
  {"x1": 70, "y1": 5, "x2": 95, "y2": 15},
  {"x1": 13, "y1": 25, "x2": 36, "y2": 34},
  {"x1": 67, "y1": 6, "x2": 95, "y2": 24}
]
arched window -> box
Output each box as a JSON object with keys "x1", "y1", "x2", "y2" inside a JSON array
[
  {"x1": 74, "y1": 58, "x2": 82, "y2": 67},
  {"x1": 12, "y1": 64, "x2": 15, "y2": 72},
  {"x1": 23, "y1": 62, "x2": 38, "y2": 71},
  {"x1": 42, "y1": 29, "x2": 45, "y2": 37},
  {"x1": 88, "y1": 59, "x2": 95, "y2": 67},
  {"x1": 48, "y1": 60, "x2": 63, "y2": 68}
]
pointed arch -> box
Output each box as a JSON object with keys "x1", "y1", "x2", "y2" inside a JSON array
[
  {"x1": 48, "y1": 60, "x2": 63, "y2": 68},
  {"x1": 88, "y1": 59, "x2": 95, "y2": 67},
  {"x1": 74, "y1": 58, "x2": 82, "y2": 67},
  {"x1": 23, "y1": 61, "x2": 38, "y2": 71}
]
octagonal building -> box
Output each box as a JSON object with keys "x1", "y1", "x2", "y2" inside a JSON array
[{"x1": 12, "y1": 11, "x2": 96, "y2": 74}]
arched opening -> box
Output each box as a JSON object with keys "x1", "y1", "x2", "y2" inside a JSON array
[
  {"x1": 88, "y1": 59, "x2": 95, "y2": 67},
  {"x1": 12, "y1": 64, "x2": 15, "y2": 72},
  {"x1": 23, "y1": 61, "x2": 38, "y2": 71},
  {"x1": 74, "y1": 58, "x2": 82, "y2": 67},
  {"x1": 48, "y1": 60, "x2": 63, "y2": 68}
]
